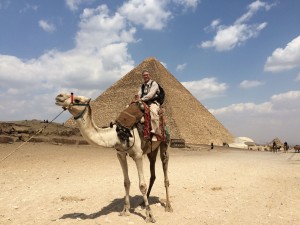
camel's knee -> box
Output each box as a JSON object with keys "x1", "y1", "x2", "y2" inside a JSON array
[
  {"x1": 164, "y1": 180, "x2": 170, "y2": 187},
  {"x1": 124, "y1": 180, "x2": 131, "y2": 189},
  {"x1": 139, "y1": 183, "x2": 148, "y2": 195},
  {"x1": 150, "y1": 176, "x2": 156, "y2": 182},
  {"x1": 160, "y1": 151, "x2": 169, "y2": 163}
]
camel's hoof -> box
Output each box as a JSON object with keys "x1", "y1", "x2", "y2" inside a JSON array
[
  {"x1": 119, "y1": 208, "x2": 130, "y2": 216},
  {"x1": 165, "y1": 205, "x2": 173, "y2": 212},
  {"x1": 145, "y1": 208, "x2": 156, "y2": 223},
  {"x1": 145, "y1": 216, "x2": 156, "y2": 223}
]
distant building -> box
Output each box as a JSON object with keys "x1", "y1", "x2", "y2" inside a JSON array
[{"x1": 229, "y1": 137, "x2": 255, "y2": 149}]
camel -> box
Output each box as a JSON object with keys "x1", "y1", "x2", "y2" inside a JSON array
[
  {"x1": 55, "y1": 93, "x2": 172, "y2": 223},
  {"x1": 294, "y1": 145, "x2": 300, "y2": 153},
  {"x1": 272, "y1": 145, "x2": 281, "y2": 153}
]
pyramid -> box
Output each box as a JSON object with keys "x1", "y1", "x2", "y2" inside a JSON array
[
  {"x1": 268, "y1": 137, "x2": 283, "y2": 147},
  {"x1": 66, "y1": 57, "x2": 234, "y2": 145}
]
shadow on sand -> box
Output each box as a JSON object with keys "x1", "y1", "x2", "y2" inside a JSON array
[{"x1": 59, "y1": 195, "x2": 161, "y2": 221}]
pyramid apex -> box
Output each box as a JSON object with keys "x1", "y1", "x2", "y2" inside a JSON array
[{"x1": 143, "y1": 56, "x2": 159, "y2": 62}]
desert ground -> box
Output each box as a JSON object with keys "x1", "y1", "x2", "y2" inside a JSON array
[{"x1": 0, "y1": 142, "x2": 300, "y2": 225}]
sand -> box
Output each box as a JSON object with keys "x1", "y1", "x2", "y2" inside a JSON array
[{"x1": 0, "y1": 143, "x2": 299, "y2": 225}]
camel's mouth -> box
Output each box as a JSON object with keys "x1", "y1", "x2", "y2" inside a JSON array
[
  {"x1": 55, "y1": 93, "x2": 91, "y2": 108},
  {"x1": 55, "y1": 100, "x2": 63, "y2": 106},
  {"x1": 55, "y1": 94, "x2": 69, "y2": 107},
  {"x1": 55, "y1": 98, "x2": 63, "y2": 106}
]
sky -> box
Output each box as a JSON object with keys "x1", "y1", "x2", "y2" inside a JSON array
[{"x1": 0, "y1": 0, "x2": 300, "y2": 145}]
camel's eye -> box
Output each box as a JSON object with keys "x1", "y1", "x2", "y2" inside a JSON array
[{"x1": 74, "y1": 99, "x2": 80, "y2": 104}]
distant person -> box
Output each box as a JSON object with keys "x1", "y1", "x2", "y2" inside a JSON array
[
  {"x1": 211, "y1": 142, "x2": 214, "y2": 150},
  {"x1": 135, "y1": 69, "x2": 161, "y2": 138},
  {"x1": 284, "y1": 142, "x2": 289, "y2": 153},
  {"x1": 272, "y1": 141, "x2": 277, "y2": 153}
]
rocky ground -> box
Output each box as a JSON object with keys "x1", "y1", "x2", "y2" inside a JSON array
[{"x1": 0, "y1": 120, "x2": 88, "y2": 145}]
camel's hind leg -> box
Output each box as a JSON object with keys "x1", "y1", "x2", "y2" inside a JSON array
[
  {"x1": 117, "y1": 153, "x2": 131, "y2": 216},
  {"x1": 160, "y1": 142, "x2": 173, "y2": 212}
]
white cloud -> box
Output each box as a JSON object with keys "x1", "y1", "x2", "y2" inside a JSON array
[
  {"x1": 239, "y1": 80, "x2": 264, "y2": 89},
  {"x1": 176, "y1": 63, "x2": 187, "y2": 71},
  {"x1": 160, "y1": 61, "x2": 168, "y2": 68},
  {"x1": 77, "y1": 5, "x2": 136, "y2": 50},
  {"x1": 235, "y1": 0, "x2": 275, "y2": 24},
  {"x1": 210, "y1": 91, "x2": 300, "y2": 117},
  {"x1": 65, "y1": 0, "x2": 95, "y2": 11},
  {"x1": 204, "y1": 19, "x2": 221, "y2": 32},
  {"x1": 19, "y1": 3, "x2": 38, "y2": 13},
  {"x1": 201, "y1": 23, "x2": 267, "y2": 51},
  {"x1": 210, "y1": 19, "x2": 220, "y2": 29},
  {"x1": 118, "y1": 0, "x2": 172, "y2": 30},
  {"x1": 0, "y1": 4, "x2": 136, "y2": 121},
  {"x1": 0, "y1": 0, "x2": 10, "y2": 10},
  {"x1": 271, "y1": 91, "x2": 300, "y2": 101},
  {"x1": 173, "y1": 0, "x2": 200, "y2": 11},
  {"x1": 210, "y1": 102, "x2": 272, "y2": 115},
  {"x1": 117, "y1": 0, "x2": 200, "y2": 30},
  {"x1": 209, "y1": 90, "x2": 300, "y2": 144},
  {"x1": 65, "y1": 0, "x2": 80, "y2": 11},
  {"x1": 67, "y1": 0, "x2": 201, "y2": 33},
  {"x1": 264, "y1": 36, "x2": 300, "y2": 72},
  {"x1": 201, "y1": 0, "x2": 273, "y2": 51},
  {"x1": 39, "y1": 20, "x2": 56, "y2": 33},
  {"x1": 211, "y1": 90, "x2": 300, "y2": 116},
  {"x1": 181, "y1": 77, "x2": 228, "y2": 100}
]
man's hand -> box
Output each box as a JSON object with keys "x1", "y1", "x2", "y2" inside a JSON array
[{"x1": 135, "y1": 94, "x2": 140, "y2": 100}]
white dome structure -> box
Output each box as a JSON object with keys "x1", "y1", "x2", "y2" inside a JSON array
[{"x1": 229, "y1": 137, "x2": 255, "y2": 149}]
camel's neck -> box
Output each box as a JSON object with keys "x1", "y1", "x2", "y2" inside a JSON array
[{"x1": 73, "y1": 106, "x2": 119, "y2": 148}]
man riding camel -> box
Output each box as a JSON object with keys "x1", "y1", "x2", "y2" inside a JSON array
[{"x1": 135, "y1": 69, "x2": 162, "y2": 139}]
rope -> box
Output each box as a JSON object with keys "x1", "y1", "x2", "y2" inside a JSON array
[
  {"x1": 0, "y1": 109, "x2": 66, "y2": 162},
  {"x1": 126, "y1": 128, "x2": 136, "y2": 151}
]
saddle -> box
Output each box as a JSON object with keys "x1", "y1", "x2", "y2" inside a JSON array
[
  {"x1": 116, "y1": 103, "x2": 144, "y2": 129},
  {"x1": 115, "y1": 102, "x2": 168, "y2": 146}
]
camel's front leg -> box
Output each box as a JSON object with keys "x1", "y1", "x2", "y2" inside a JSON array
[
  {"x1": 117, "y1": 153, "x2": 131, "y2": 216},
  {"x1": 135, "y1": 156, "x2": 156, "y2": 223},
  {"x1": 147, "y1": 149, "x2": 158, "y2": 199},
  {"x1": 160, "y1": 143, "x2": 173, "y2": 212}
]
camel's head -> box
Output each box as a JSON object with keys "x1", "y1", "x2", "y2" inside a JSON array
[{"x1": 55, "y1": 93, "x2": 91, "y2": 118}]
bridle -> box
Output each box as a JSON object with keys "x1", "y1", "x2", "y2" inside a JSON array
[
  {"x1": 73, "y1": 100, "x2": 91, "y2": 120},
  {"x1": 65, "y1": 93, "x2": 91, "y2": 120}
]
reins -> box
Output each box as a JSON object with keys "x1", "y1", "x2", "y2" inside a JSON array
[
  {"x1": 0, "y1": 109, "x2": 66, "y2": 162},
  {"x1": 126, "y1": 128, "x2": 136, "y2": 151},
  {"x1": 73, "y1": 103, "x2": 89, "y2": 120},
  {"x1": 72, "y1": 96, "x2": 91, "y2": 120}
]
